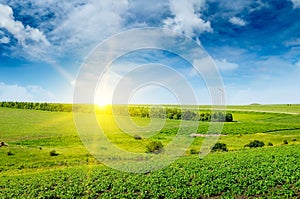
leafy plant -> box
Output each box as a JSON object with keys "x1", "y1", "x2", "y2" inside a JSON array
[
  {"x1": 267, "y1": 142, "x2": 273, "y2": 146},
  {"x1": 189, "y1": 148, "x2": 199, "y2": 154},
  {"x1": 145, "y1": 141, "x2": 164, "y2": 154},
  {"x1": 283, "y1": 140, "x2": 288, "y2": 145},
  {"x1": 211, "y1": 142, "x2": 228, "y2": 152},
  {"x1": 244, "y1": 140, "x2": 265, "y2": 148}
]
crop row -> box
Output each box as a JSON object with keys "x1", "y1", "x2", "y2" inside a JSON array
[{"x1": 1, "y1": 145, "x2": 299, "y2": 198}]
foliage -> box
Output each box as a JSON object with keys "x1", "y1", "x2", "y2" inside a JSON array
[
  {"x1": 0, "y1": 101, "x2": 72, "y2": 112},
  {"x1": 267, "y1": 142, "x2": 273, "y2": 146},
  {"x1": 7, "y1": 150, "x2": 14, "y2": 156},
  {"x1": 283, "y1": 140, "x2": 289, "y2": 145},
  {"x1": 0, "y1": 102, "x2": 238, "y2": 122},
  {"x1": 49, "y1": 150, "x2": 59, "y2": 156},
  {"x1": 211, "y1": 142, "x2": 228, "y2": 152},
  {"x1": 225, "y1": 113, "x2": 233, "y2": 122},
  {"x1": 244, "y1": 140, "x2": 265, "y2": 148},
  {"x1": 133, "y1": 135, "x2": 142, "y2": 140},
  {"x1": 189, "y1": 148, "x2": 199, "y2": 154},
  {"x1": 1, "y1": 145, "x2": 300, "y2": 198},
  {"x1": 145, "y1": 141, "x2": 164, "y2": 154}
]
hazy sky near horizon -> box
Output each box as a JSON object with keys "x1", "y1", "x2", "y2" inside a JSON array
[{"x1": 0, "y1": 0, "x2": 300, "y2": 105}]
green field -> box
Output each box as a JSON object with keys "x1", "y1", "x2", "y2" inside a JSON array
[{"x1": 0, "y1": 105, "x2": 300, "y2": 198}]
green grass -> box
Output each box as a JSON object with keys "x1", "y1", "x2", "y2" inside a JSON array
[
  {"x1": 0, "y1": 106, "x2": 300, "y2": 198},
  {"x1": 225, "y1": 104, "x2": 300, "y2": 114},
  {"x1": 1, "y1": 145, "x2": 299, "y2": 198}
]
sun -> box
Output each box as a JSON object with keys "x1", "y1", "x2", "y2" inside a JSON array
[
  {"x1": 97, "y1": 101, "x2": 109, "y2": 108},
  {"x1": 95, "y1": 97, "x2": 111, "y2": 108},
  {"x1": 94, "y1": 86, "x2": 112, "y2": 109}
]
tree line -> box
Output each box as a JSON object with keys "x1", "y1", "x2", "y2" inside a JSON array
[
  {"x1": 0, "y1": 102, "x2": 233, "y2": 122},
  {"x1": 111, "y1": 106, "x2": 233, "y2": 122},
  {"x1": 0, "y1": 101, "x2": 72, "y2": 112}
]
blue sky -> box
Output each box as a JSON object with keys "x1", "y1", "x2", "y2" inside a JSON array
[{"x1": 0, "y1": 0, "x2": 300, "y2": 104}]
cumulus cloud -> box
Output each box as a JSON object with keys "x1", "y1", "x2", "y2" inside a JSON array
[
  {"x1": 0, "y1": 82, "x2": 56, "y2": 102},
  {"x1": 215, "y1": 59, "x2": 239, "y2": 71},
  {"x1": 163, "y1": 0, "x2": 212, "y2": 37},
  {"x1": 0, "y1": 36, "x2": 10, "y2": 44},
  {"x1": 50, "y1": 0, "x2": 129, "y2": 56},
  {"x1": 0, "y1": 4, "x2": 49, "y2": 46},
  {"x1": 290, "y1": 0, "x2": 300, "y2": 8},
  {"x1": 229, "y1": 17, "x2": 246, "y2": 26}
]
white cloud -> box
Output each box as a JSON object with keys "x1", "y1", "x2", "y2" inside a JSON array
[
  {"x1": 0, "y1": 82, "x2": 56, "y2": 102},
  {"x1": 290, "y1": 0, "x2": 300, "y2": 8},
  {"x1": 0, "y1": 4, "x2": 49, "y2": 46},
  {"x1": 163, "y1": 0, "x2": 212, "y2": 37},
  {"x1": 215, "y1": 59, "x2": 239, "y2": 71},
  {"x1": 50, "y1": 0, "x2": 129, "y2": 56},
  {"x1": 192, "y1": 57, "x2": 215, "y2": 74},
  {"x1": 229, "y1": 17, "x2": 246, "y2": 26},
  {"x1": 0, "y1": 36, "x2": 10, "y2": 44},
  {"x1": 249, "y1": 0, "x2": 269, "y2": 12},
  {"x1": 284, "y1": 38, "x2": 300, "y2": 46}
]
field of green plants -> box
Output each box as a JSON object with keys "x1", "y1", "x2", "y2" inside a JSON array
[{"x1": 0, "y1": 105, "x2": 300, "y2": 198}]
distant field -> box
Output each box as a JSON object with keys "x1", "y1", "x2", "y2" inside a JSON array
[
  {"x1": 0, "y1": 105, "x2": 300, "y2": 198},
  {"x1": 227, "y1": 104, "x2": 300, "y2": 114}
]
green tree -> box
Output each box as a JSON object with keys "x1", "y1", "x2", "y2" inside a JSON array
[{"x1": 225, "y1": 113, "x2": 233, "y2": 122}]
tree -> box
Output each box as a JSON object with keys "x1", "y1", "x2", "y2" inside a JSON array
[
  {"x1": 182, "y1": 110, "x2": 198, "y2": 120},
  {"x1": 244, "y1": 140, "x2": 265, "y2": 148},
  {"x1": 225, "y1": 113, "x2": 233, "y2": 122},
  {"x1": 211, "y1": 142, "x2": 228, "y2": 152}
]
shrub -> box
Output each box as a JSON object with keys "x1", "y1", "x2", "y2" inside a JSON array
[
  {"x1": 7, "y1": 151, "x2": 14, "y2": 156},
  {"x1": 292, "y1": 138, "x2": 297, "y2": 141},
  {"x1": 211, "y1": 142, "x2": 228, "y2": 152},
  {"x1": 133, "y1": 135, "x2": 142, "y2": 140},
  {"x1": 225, "y1": 113, "x2": 233, "y2": 122},
  {"x1": 244, "y1": 140, "x2": 265, "y2": 148},
  {"x1": 50, "y1": 150, "x2": 59, "y2": 156},
  {"x1": 145, "y1": 141, "x2": 164, "y2": 154},
  {"x1": 283, "y1": 140, "x2": 288, "y2": 145},
  {"x1": 189, "y1": 148, "x2": 199, "y2": 154},
  {"x1": 267, "y1": 142, "x2": 273, "y2": 146}
]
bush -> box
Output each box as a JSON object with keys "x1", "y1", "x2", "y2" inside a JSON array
[
  {"x1": 292, "y1": 138, "x2": 297, "y2": 141},
  {"x1": 267, "y1": 142, "x2": 273, "y2": 146},
  {"x1": 283, "y1": 140, "x2": 288, "y2": 145},
  {"x1": 189, "y1": 148, "x2": 199, "y2": 154},
  {"x1": 7, "y1": 151, "x2": 14, "y2": 156},
  {"x1": 145, "y1": 141, "x2": 164, "y2": 154},
  {"x1": 211, "y1": 142, "x2": 228, "y2": 152},
  {"x1": 133, "y1": 135, "x2": 142, "y2": 140},
  {"x1": 50, "y1": 150, "x2": 59, "y2": 156},
  {"x1": 225, "y1": 113, "x2": 233, "y2": 122},
  {"x1": 244, "y1": 140, "x2": 265, "y2": 148}
]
